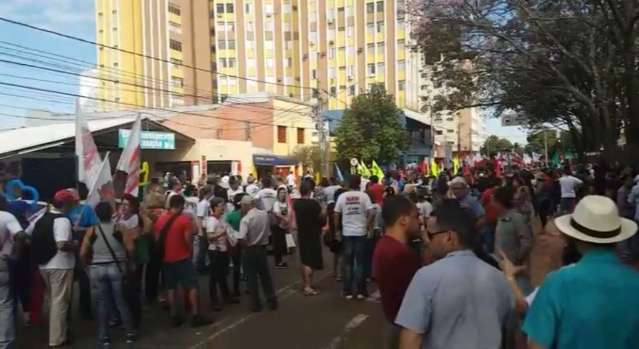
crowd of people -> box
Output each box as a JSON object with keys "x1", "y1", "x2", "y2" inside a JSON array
[{"x1": 0, "y1": 159, "x2": 638, "y2": 348}]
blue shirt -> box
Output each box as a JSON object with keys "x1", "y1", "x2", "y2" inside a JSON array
[
  {"x1": 395, "y1": 250, "x2": 513, "y2": 349},
  {"x1": 459, "y1": 195, "x2": 485, "y2": 219},
  {"x1": 523, "y1": 249, "x2": 639, "y2": 349},
  {"x1": 67, "y1": 204, "x2": 99, "y2": 229}
]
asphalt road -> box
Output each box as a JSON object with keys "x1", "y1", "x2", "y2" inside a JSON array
[{"x1": 18, "y1": 248, "x2": 387, "y2": 349}]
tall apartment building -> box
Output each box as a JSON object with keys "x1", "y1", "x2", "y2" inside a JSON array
[{"x1": 95, "y1": 0, "x2": 417, "y2": 111}]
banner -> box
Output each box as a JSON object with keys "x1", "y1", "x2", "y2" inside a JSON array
[
  {"x1": 87, "y1": 152, "x2": 114, "y2": 208},
  {"x1": 115, "y1": 114, "x2": 142, "y2": 197},
  {"x1": 334, "y1": 164, "x2": 344, "y2": 182},
  {"x1": 75, "y1": 113, "x2": 102, "y2": 185}
]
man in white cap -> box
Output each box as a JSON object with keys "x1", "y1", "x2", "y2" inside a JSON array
[{"x1": 523, "y1": 195, "x2": 639, "y2": 349}]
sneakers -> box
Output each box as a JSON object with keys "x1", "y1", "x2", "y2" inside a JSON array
[
  {"x1": 274, "y1": 262, "x2": 289, "y2": 269},
  {"x1": 125, "y1": 333, "x2": 137, "y2": 344},
  {"x1": 99, "y1": 338, "x2": 111, "y2": 348},
  {"x1": 191, "y1": 315, "x2": 213, "y2": 328},
  {"x1": 344, "y1": 294, "x2": 354, "y2": 300},
  {"x1": 356, "y1": 294, "x2": 366, "y2": 300}
]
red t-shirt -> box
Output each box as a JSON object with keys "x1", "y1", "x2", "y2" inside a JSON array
[
  {"x1": 153, "y1": 213, "x2": 193, "y2": 263},
  {"x1": 372, "y1": 235, "x2": 421, "y2": 322},
  {"x1": 480, "y1": 187, "x2": 499, "y2": 224},
  {"x1": 368, "y1": 183, "x2": 384, "y2": 204}
]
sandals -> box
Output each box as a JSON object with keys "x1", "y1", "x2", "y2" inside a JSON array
[{"x1": 303, "y1": 287, "x2": 319, "y2": 296}]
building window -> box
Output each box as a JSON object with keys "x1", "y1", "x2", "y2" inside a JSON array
[
  {"x1": 377, "y1": 62, "x2": 385, "y2": 75},
  {"x1": 278, "y1": 126, "x2": 287, "y2": 143},
  {"x1": 228, "y1": 39, "x2": 236, "y2": 49},
  {"x1": 328, "y1": 47, "x2": 336, "y2": 59},
  {"x1": 228, "y1": 58, "x2": 235, "y2": 68},
  {"x1": 376, "y1": 1, "x2": 384, "y2": 11},
  {"x1": 377, "y1": 21, "x2": 384, "y2": 33},
  {"x1": 265, "y1": 31, "x2": 274, "y2": 40},
  {"x1": 171, "y1": 58, "x2": 183, "y2": 66},
  {"x1": 245, "y1": 3, "x2": 251, "y2": 13},
  {"x1": 168, "y1": 3, "x2": 181, "y2": 15},
  {"x1": 297, "y1": 128, "x2": 305, "y2": 144},
  {"x1": 169, "y1": 39, "x2": 182, "y2": 51},
  {"x1": 226, "y1": 3, "x2": 234, "y2": 13},
  {"x1": 367, "y1": 22, "x2": 374, "y2": 35},
  {"x1": 330, "y1": 86, "x2": 337, "y2": 95},
  {"x1": 219, "y1": 58, "x2": 227, "y2": 68},
  {"x1": 377, "y1": 41, "x2": 385, "y2": 50},
  {"x1": 398, "y1": 60, "x2": 406, "y2": 71},
  {"x1": 348, "y1": 85, "x2": 355, "y2": 96},
  {"x1": 367, "y1": 43, "x2": 375, "y2": 55},
  {"x1": 366, "y1": 3, "x2": 374, "y2": 13},
  {"x1": 436, "y1": 130, "x2": 443, "y2": 135},
  {"x1": 398, "y1": 80, "x2": 405, "y2": 91},
  {"x1": 367, "y1": 63, "x2": 376, "y2": 75},
  {"x1": 216, "y1": 3, "x2": 224, "y2": 13},
  {"x1": 312, "y1": 69, "x2": 317, "y2": 79},
  {"x1": 218, "y1": 40, "x2": 226, "y2": 49},
  {"x1": 447, "y1": 129, "x2": 454, "y2": 133},
  {"x1": 246, "y1": 31, "x2": 254, "y2": 40}
]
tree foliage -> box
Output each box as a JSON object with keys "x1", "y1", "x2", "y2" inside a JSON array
[
  {"x1": 409, "y1": 0, "x2": 639, "y2": 154},
  {"x1": 292, "y1": 145, "x2": 323, "y2": 173},
  {"x1": 526, "y1": 130, "x2": 576, "y2": 155},
  {"x1": 334, "y1": 85, "x2": 408, "y2": 164},
  {"x1": 481, "y1": 135, "x2": 513, "y2": 155}
]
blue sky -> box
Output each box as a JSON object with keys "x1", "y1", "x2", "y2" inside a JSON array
[
  {"x1": 0, "y1": 0, "x2": 95, "y2": 129},
  {"x1": 0, "y1": 0, "x2": 528, "y2": 143}
]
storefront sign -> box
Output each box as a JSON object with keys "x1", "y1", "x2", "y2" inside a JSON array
[{"x1": 118, "y1": 130, "x2": 175, "y2": 150}]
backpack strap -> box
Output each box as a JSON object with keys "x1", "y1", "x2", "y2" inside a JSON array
[{"x1": 97, "y1": 223, "x2": 123, "y2": 274}]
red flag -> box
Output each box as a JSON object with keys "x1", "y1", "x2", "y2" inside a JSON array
[{"x1": 116, "y1": 114, "x2": 141, "y2": 197}]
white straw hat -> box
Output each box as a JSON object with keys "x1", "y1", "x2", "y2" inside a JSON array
[{"x1": 554, "y1": 195, "x2": 637, "y2": 244}]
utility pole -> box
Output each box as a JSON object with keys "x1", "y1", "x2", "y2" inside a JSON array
[
  {"x1": 543, "y1": 129, "x2": 549, "y2": 167},
  {"x1": 313, "y1": 88, "x2": 330, "y2": 177}
]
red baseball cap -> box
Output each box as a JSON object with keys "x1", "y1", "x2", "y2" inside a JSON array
[{"x1": 53, "y1": 189, "x2": 77, "y2": 207}]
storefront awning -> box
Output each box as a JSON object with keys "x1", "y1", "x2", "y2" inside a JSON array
[{"x1": 252, "y1": 154, "x2": 297, "y2": 166}]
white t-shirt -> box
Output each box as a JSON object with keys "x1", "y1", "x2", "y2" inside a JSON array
[
  {"x1": 287, "y1": 173, "x2": 296, "y2": 187},
  {"x1": 204, "y1": 216, "x2": 235, "y2": 252},
  {"x1": 116, "y1": 214, "x2": 139, "y2": 231},
  {"x1": 559, "y1": 175, "x2": 583, "y2": 198},
  {"x1": 334, "y1": 191, "x2": 373, "y2": 237},
  {"x1": 0, "y1": 211, "x2": 23, "y2": 258},
  {"x1": 196, "y1": 198, "x2": 211, "y2": 218},
  {"x1": 417, "y1": 201, "x2": 433, "y2": 220},
  {"x1": 324, "y1": 185, "x2": 341, "y2": 205},
  {"x1": 245, "y1": 184, "x2": 260, "y2": 197},
  {"x1": 256, "y1": 188, "x2": 278, "y2": 212},
  {"x1": 39, "y1": 211, "x2": 75, "y2": 270},
  {"x1": 227, "y1": 187, "x2": 244, "y2": 201}
]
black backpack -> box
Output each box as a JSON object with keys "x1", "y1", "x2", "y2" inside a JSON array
[{"x1": 31, "y1": 212, "x2": 67, "y2": 265}]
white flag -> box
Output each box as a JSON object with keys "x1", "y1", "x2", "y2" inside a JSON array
[
  {"x1": 75, "y1": 114, "x2": 102, "y2": 185},
  {"x1": 87, "y1": 152, "x2": 115, "y2": 208},
  {"x1": 116, "y1": 114, "x2": 142, "y2": 197}
]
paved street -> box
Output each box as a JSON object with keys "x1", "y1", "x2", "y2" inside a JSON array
[{"x1": 18, "y1": 248, "x2": 386, "y2": 349}]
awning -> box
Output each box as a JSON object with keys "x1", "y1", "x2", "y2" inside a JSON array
[{"x1": 253, "y1": 154, "x2": 297, "y2": 166}]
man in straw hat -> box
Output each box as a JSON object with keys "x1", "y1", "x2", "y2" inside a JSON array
[{"x1": 523, "y1": 195, "x2": 639, "y2": 349}]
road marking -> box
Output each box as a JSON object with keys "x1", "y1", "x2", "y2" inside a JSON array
[
  {"x1": 189, "y1": 272, "x2": 331, "y2": 349},
  {"x1": 323, "y1": 313, "x2": 370, "y2": 349}
]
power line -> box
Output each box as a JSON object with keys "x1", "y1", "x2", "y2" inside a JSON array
[
  {"x1": 0, "y1": 41, "x2": 309, "y2": 102},
  {"x1": 0, "y1": 16, "x2": 319, "y2": 93},
  {"x1": 0, "y1": 81, "x2": 319, "y2": 132}
]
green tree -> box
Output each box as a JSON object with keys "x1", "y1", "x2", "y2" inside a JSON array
[
  {"x1": 526, "y1": 130, "x2": 576, "y2": 156},
  {"x1": 334, "y1": 85, "x2": 408, "y2": 164},
  {"x1": 292, "y1": 145, "x2": 323, "y2": 173},
  {"x1": 481, "y1": 135, "x2": 513, "y2": 155},
  {"x1": 409, "y1": 0, "x2": 639, "y2": 155}
]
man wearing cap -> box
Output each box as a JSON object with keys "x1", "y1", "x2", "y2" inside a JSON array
[
  {"x1": 31, "y1": 190, "x2": 77, "y2": 347},
  {"x1": 523, "y1": 195, "x2": 639, "y2": 349},
  {"x1": 237, "y1": 195, "x2": 278, "y2": 312}
]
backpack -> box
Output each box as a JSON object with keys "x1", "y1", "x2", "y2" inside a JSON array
[{"x1": 31, "y1": 212, "x2": 67, "y2": 265}]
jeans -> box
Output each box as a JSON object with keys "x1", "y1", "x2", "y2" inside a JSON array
[
  {"x1": 560, "y1": 198, "x2": 576, "y2": 214},
  {"x1": 231, "y1": 247, "x2": 242, "y2": 295},
  {"x1": 89, "y1": 263, "x2": 134, "y2": 342},
  {"x1": 208, "y1": 251, "x2": 230, "y2": 304},
  {"x1": 342, "y1": 236, "x2": 367, "y2": 295},
  {"x1": 0, "y1": 260, "x2": 15, "y2": 349},
  {"x1": 243, "y1": 246, "x2": 276, "y2": 310}
]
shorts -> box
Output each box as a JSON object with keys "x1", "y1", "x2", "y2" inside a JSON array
[{"x1": 163, "y1": 259, "x2": 198, "y2": 290}]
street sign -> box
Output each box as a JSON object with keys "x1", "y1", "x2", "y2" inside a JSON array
[
  {"x1": 501, "y1": 111, "x2": 527, "y2": 127},
  {"x1": 350, "y1": 158, "x2": 358, "y2": 166},
  {"x1": 118, "y1": 129, "x2": 175, "y2": 150}
]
